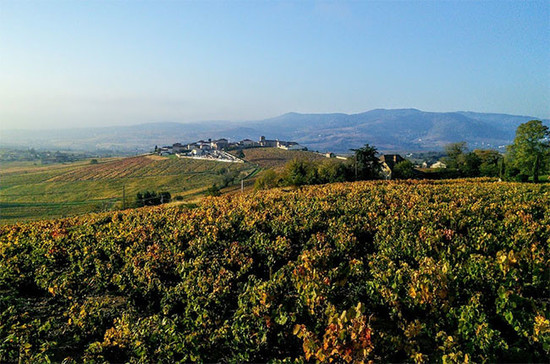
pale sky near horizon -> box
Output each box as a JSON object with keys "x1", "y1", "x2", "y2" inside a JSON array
[{"x1": 1, "y1": 0, "x2": 549, "y2": 130}]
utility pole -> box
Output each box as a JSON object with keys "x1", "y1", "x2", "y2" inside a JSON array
[
  {"x1": 241, "y1": 179, "x2": 244, "y2": 193},
  {"x1": 122, "y1": 185, "x2": 126, "y2": 209}
]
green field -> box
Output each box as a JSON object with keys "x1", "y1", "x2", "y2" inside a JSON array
[
  {"x1": 0, "y1": 149, "x2": 335, "y2": 224},
  {"x1": 0, "y1": 155, "x2": 256, "y2": 224}
]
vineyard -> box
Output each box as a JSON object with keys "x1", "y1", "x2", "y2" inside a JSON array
[
  {"x1": 0, "y1": 156, "x2": 255, "y2": 224},
  {"x1": 237, "y1": 147, "x2": 330, "y2": 170},
  {"x1": 0, "y1": 179, "x2": 549, "y2": 362},
  {"x1": 48, "y1": 155, "x2": 243, "y2": 182}
]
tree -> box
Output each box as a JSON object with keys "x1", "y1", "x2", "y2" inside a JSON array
[
  {"x1": 351, "y1": 144, "x2": 381, "y2": 180},
  {"x1": 443, "y1": 142, "x2": 481, "y2": 177},
  {"x1": 499, "y1": 159, "x2": 506, "y2": 180},
  {"x1": 254, "y1": 169, "x2": 280, "y2": 190},
  {"x1": 474, "y1": 149, "x2": 502, "y2": 177},
  {"x1": 284, "y1": 159, "x2": 318, "y2": 186},
  {"x1": 135, "y1": 191, "x2": 171, "y2": 207},
  {"x1": 317, "y1": 160, "x2": 348, "y2": 183},
  {"x1": 159, "y1": 192, "x2": 171, "y2": 204},
  {"x1": 443, "y1": 142, "x2": 467, "y2": 170},
  {"x1": 206, "y1": 184, "x2": 221, "y2": 197},
  {"x1": 236, "y1": 149, "x2": 245, "y2": 159},
  {"x1": 507, "y1": 120, "x2": 549, "y2": 183},
  {"x1": 392, "y1": 160, "x2": 415, "y2": 179},
  {"x1": 460, "y1": 152, "x2": 481, "y2": 177}
]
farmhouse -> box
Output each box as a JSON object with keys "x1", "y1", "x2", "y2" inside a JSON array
[
  {"x1": 431, "y1": 161, "x2": 447, "y2": 169},
  {"x1": 277, "y1": 141, "x2": 307, "y2": 151},
  {"x1": 380, "y1": 154, "x2": 405, "y2": 170},
  {"x1": 379, "y1": 154, "x2": 405, "y2": 179}
]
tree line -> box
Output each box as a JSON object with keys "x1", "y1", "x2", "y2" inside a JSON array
[
  {"x1": 255, "y1": 119, "x2": 549, "y2": 189},
  {"x1": 443, "y1": 119, "x2": 549, "y2": 182},
  {"x1": 135, "y1": 191, "x2": 172, "y2": 207},
  {"x1": 254, "y1": 144, "x2": 391, "y2": 189}
]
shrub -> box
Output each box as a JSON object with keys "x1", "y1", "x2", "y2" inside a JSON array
[
  {"x1": 254, "y1": 169, "x2": 280, "y2": 190},
  {"x1": 205, "y1": 184, "x2": 221, "y2": 196}
]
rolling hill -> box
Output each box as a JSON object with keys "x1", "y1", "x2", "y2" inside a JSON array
[
  {"x1": 0, "y1": 148, "x2": 334, "y2": 224},
  {"x1": 2, "y1": 109, "x2": 547, "y2": 153},
  {"x1": 235, "y1": 147, "x2": 330, "y2": 170},
  {"x1": 0, "y1": 155, "x2": 256, "y2": 224}
]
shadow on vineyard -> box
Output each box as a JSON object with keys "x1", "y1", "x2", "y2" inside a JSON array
[{"x1": 0, "y1": 179, "x2": 549, "y2": 362}]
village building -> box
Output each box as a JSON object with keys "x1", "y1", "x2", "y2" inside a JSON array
[
  {"x1": 277, "y1": 141, "x2": 307, "y2": 151},
  {"x1": 259, "y1": 136, "x2": 278, "y2": 147},
  {"x1": 158, "y1": 145, "x2": 173, "y2": 155},
  {"x1": 197, "y1": 140, "x2": 211, "y2": 150},
  {"x1": 379, "y1": 154, "x2": 405, "y2": 180},
  {"x1": 210, "y1": 138, "x2": 229, "y2": 150},
  {"x1": 240, "y1": 139, "x2": 257, "y2": 147},
  {"x1": 431, "y1": 161, "x2": 447, "y2": 169},
  {"x1": 172, "y1": 143, "x2": 185, "y2": 153},
  {"x1": 158, "y1": 135, "x2": 307, "y2": 162}
]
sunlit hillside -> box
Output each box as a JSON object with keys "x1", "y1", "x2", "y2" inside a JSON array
[
  {"x1": 236, "y1": 147, "x2": 334, "y2": 170},
  {"x1": 0, "y1": 155, "x2": 255, "y2": 223},
  {"x1": 0, "y1": 148, "x2": 342, "y2": 224}
]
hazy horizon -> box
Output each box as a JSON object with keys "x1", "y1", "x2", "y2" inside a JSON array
[
  {"x1": 1, "y1": 1, "x2": 549, "y2": 131},
  {"x1": 1, "y1": 107, "x2": 549, "y2": 133}
]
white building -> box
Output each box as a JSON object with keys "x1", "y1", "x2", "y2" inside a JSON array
[{"x1": 430, "y1": 161, "x2": 447, "y2": 169}]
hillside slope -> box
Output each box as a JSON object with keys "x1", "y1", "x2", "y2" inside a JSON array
[
  {"x1": 1, "y1": 180, "x2": 548, "y2": 362},
  {"x1": 238, "y1": 147, "x2": 331, "y2": 170},
  {"x1": 0, "y1": 155, "x2": 254, "y2": 223}
]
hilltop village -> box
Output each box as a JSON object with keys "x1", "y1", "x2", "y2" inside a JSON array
[
  {"x1": 156, "y1": 136, "x2": 308, "y2": 162},
  {"x1": 155, "y1": 135, "x2": 454, "y2": 179}
]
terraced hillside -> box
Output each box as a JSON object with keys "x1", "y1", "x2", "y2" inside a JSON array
[
  {"x1": 0, "y1": 179, "x2": 548, "y2": 362},
  {"x1": 0, "y1": 155, "x2": 255, "y2": 223}
]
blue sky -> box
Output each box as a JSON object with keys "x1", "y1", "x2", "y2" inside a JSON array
[{"x1": 1, "y1": 0, "x2": 548, "y2": 130}]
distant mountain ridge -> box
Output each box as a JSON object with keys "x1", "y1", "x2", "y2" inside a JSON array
[{"x1": 1, "y1": 109, "x2": 547, "y2": 153}]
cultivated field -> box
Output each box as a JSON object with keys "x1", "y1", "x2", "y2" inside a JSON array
[
  {"x1": 0, "y1": 155, "x2": 255, "y2": 224},
  {"x1": 237, "y1": 147, "x2": 331, "y2": 170},
  {"x1": 0, "y1": 149, "x2": 336, "y2": 224},
  {"x1": 0, "y1": 179, "x2": 548, "y2": 362}
]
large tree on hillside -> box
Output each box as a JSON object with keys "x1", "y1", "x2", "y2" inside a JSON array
[{"x1": 507, "y1": 120, "x2": 549, "y2": 182}]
